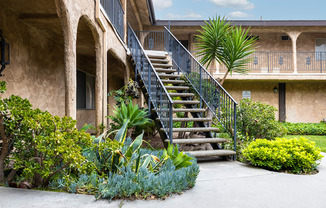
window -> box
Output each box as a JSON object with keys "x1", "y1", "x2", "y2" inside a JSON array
[
  {"x1": 315, "y1": 39, "x2": 326, "y2": 60},
  {"x1": 77, "y1": 70, "x2": 95, "y2": 110}
]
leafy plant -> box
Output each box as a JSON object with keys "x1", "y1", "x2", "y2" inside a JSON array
[
  {"x1": 108, "y1": 79, "x2": 140, "y2": 107},
  {"x1": 163, "y1": 143, "x2": 193, "y2": 170},
  {"x1": 85, "y1": 122, "x2": 163, "y2": 175},
  {"x1": 0, "y1": 82, "x2": 93, "y2": 187},
  {"x1": 109, "y1": 101, "x2": 152, "y2": 136},
  {"x1": 282, "y1": 122, "x2": 326, "y2": 135},
  {"x1": 195, "y1": 16, "x2": 257, "y2": 85},
  {"x1": 243, "y1": 137, "x2": 323, "y2": 174},
  {"x1": 237, "y1": 98, "x2": 287, "y2": 140}
]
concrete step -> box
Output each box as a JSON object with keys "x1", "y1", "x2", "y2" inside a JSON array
[
  {"x1": 145, "y1": 50, "x2": 167, "y2": 59},
  {"x1": 155, "y1": 68, "x2": 177, "y2": 73},
  {"x1": 152, "y1": 108, "x2": 206, "y2": 113},
  {"x1": 165, "y1": 85, "x2": 189, "y2": 90},
  {"x1": 158, "y1": 74, "x2": 182, "y2": 79},
  {"x1": 163, "y1": 127, "x2": 219, "y2": 132},
  {"x1": 153, "y1": 63, "x2": 173, "y2": 68},
  {"x1": 162, "y1": 79, "x2": 185, "y2": 84},
  {"x1": 169, "y1": 93, "x2": 194, "y2": 97},
  {"x1": 158, "y1": 117, "x2": 212, "y2": 122},
  {"x1": 149, "y1": 58, "x2": 170, "y2": 63},
  {"x1": 173, "y1": 100, "x2": 200, "y2": 105},
  {"x1": 185, "y1": 150, "x2": 236, "y2": 158},
  {"x1": 164, "y1": 138, "x2": 227, "y2": 144},
  {"x1": 172, "y1": 108, "x2": 206, "y2": 113},
  {"x1": 173, "y1": 117, "x2": 212, "y2": 122}
]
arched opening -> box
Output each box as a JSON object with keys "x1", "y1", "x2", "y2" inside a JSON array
[
  {"x1": 0, "y1": 0, "x2": 65, "y2": 116},
  {"x1": 107, "y1": 49, "x2": 126, "y2": 121},
  {"x1": 76, "y1": 16, "x2": 97, "y2": 130}
]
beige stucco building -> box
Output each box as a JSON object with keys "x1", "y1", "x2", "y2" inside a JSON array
[
  {"x1": 0, "y1": 0, "x2": 156, "y2": 130},
  {"x1": 145, "y1": 20, "x2": 326, "y2": 123},
  {"x1": 0, "y1": 0, "x2": 325, "y2": 131}
]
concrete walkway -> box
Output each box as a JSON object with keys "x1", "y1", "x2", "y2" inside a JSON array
[{"x1": 1, "y1": 154, "x2": 326, "y2": 208}]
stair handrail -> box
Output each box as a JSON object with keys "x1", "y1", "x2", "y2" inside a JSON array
[
  {"x1": 164, "y1": 27, "x2": 237, "y2": 104},
  {"x1": 128, "y1": 24, "x2": 174, "y2": 143},
  {"x1": 163, "y1": 26, "x2": 237, "y2": 152}
]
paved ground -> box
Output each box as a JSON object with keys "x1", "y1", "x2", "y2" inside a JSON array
[{"x1": 1, "y1": 154, "x2": 326, "y2": 208}]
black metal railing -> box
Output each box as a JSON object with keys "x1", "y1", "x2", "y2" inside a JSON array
[
  {"x1": 100, "y1": 0, "x2": 125, "y2": 40},
  {"x1": 128, "y1": 25, "x2": 174, "y2": 143},
  {"x1": 192, "y1": 51, "x2": 294, "y2": 73},
  {"x1": 163, "y1": 27, "x2": 237, "y2": 152},
  {"x1": 135, "y1": 31, "x2": 165, "y2": 51},
  {"x1": 297, "y1": 52, "x2": 326, "y2": 73},
  {"x1": 133, "y1": 29, "x2": 238, "y2": 151},
  {"x1": 192, "y1": 51, "x2": 326, "y2": 74},
  {"x1": 220, "y1": 51, "x2": 293, "y2": 73}
]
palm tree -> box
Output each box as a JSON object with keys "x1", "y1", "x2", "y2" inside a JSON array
[{"x1": 195, "y1": 16, "x2": 257, "y2": 86}]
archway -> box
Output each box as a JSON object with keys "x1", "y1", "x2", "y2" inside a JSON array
[{"x1": 76, "y1": 16, "x2": 97, "y2": 130}]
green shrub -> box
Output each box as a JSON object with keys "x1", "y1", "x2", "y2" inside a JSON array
[
  {"x1": 108, "y1": 79, "x2": 140, "y2": 107},
  {"x1": 237, "y1": 99, "x2": 287, "y2": 140},
  {"x1": 282, "y1": 122, "x2": 326, "y2": 135},
  {"x1": 243, "y1": 137, "x2": 323, "y2": 173},
  {"x1": 0, "y1": 81, "x2": 93, "y2": 187}
]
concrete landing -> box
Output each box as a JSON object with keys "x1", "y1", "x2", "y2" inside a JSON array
[{"x1": 1, "y1": 153, "x2": 326, "y2": 208}]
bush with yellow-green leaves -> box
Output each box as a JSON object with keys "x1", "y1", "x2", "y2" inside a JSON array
[{"x1": 243, "y1": 137, "x2": 323, "y2": 174}]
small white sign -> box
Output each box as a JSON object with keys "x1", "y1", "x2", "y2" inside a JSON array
[{"x1": 242, "y1": 91, "x2": 251, "y2": 99}]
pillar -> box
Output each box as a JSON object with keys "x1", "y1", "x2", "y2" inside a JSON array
[{"x1": 287, "y1": 31, "x2": 302, "y2": 73}]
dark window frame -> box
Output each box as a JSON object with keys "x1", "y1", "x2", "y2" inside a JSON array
[{"x1": 77, "y1": 69, "x2": 95, "y2": 110}]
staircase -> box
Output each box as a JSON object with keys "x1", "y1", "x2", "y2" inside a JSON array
[{"x1": 128, "y1": 24, "x2": 237, "y2": 159}]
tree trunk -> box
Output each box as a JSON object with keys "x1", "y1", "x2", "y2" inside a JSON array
[
  {"x1": 219, "y1": 70, "x2": 230, "y2": 86},
  {"x1": 0, "y1": 116, "x2": 9, "y2": 183}
]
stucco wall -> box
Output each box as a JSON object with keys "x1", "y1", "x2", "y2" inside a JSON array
[
  {"x1": 223, "y1": 81, "x2": 280, "y2": 120},
  {"x1": 0, "y1": 9, "x2": 65, "y2": 117},
  {"x1": 223, "y1": 81, "x2": 326, "y2": 123},
  {"x1": 286, "y1": 82, "x2": 326, "y2": 123},
  {"x1": 297, "y1": 32, "x2": 326, "y2": 51},
  {"x1": 77, "y1": 109, "x2": 96, "y2": 130}
]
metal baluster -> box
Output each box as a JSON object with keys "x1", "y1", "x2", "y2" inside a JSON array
[{"x1": 233, "y1": 102, "x2": 237, "y2": 159}]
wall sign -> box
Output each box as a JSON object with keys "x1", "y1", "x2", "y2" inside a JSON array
[{"x1": 242, "y1": 91, "x2": 251, "y2": 99}]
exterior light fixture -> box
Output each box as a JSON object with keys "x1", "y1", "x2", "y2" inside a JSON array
[
  {"x1": 0, "y1": 30, "x2": 10, "y2": 76},
  {"x1": 273, "y1": 87, "x2": 278, "y2": 93}
]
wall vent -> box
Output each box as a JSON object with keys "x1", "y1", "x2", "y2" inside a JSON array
[{"x1": 282, "y1": 35, "x2": 291, "y2": 41}]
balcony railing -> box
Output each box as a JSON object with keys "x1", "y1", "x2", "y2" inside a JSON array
[
  {"x1": 191, "y1": 51, "x2": 326, "y2": 73},
  {"x1": 100, "y1": 0, "x2": 124, "y2": 40},
  {"x1": 297, "y1": 52, "x2": 326, "y2": 73}
]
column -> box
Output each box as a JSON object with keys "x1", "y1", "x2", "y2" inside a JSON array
[
  {"x1": 287, "y1": 31, "x2": 302, "y2": 73},
  {"x1": 95, "y1": 41, "x2": 103, "y2": 129}
]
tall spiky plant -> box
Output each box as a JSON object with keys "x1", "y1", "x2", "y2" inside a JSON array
[{"x1": 195, "y1": 16, "x2": 257, "y2": 85}]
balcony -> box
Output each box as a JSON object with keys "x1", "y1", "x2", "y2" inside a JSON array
[
  {"x1": 191, "y1": 51, "x2": 326, "y2": 74},
  {"x1": 100, "y1": 0, "x2": 124, "y2": 39}
]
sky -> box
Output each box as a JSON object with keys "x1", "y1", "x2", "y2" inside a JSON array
[{"x1": 152, "y1": 0, "x2": 326, "y2": 20}]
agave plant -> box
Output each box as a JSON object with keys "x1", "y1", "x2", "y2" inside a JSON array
[
  {"x1": 109, "y1": 101, "x2": 152, "y2": 136},
  {"x1": 195, "y1": 16, "x2": 257, "y2": 85},
  {"x1": 86, "y1": 122, "x2": 163, "y2": 175}
]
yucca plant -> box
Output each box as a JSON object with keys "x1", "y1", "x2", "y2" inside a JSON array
[{"x1": 195, "y1": 16, "x2": 257, "y2": 85}]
